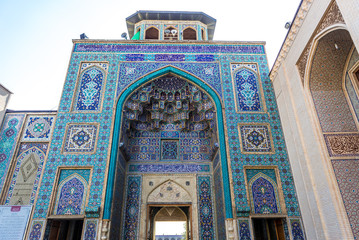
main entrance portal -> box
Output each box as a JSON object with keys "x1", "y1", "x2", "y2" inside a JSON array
[{"x1": 108, "y1": 69, "x2": 229, "y2": 239}]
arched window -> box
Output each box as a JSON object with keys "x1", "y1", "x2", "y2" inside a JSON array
[
  {"x1": 145, "y1": 27, "x2": 159, "y2": 40},
  {"x1": 183, "y1": 27, "x2": 197, "y2": 40},
  {"x1": 164, "y1": 27, "x2": 178, "y2": 40}
]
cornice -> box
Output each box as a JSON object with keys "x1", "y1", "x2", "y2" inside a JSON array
[{"x1": 269, "y1": 0, "x2": 314, "y2": 81}]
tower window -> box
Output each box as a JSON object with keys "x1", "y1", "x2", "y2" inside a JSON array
[
  {"x1": 145, "y1": 27, "x2": 159, "y2": 40},
  {"x1": 183, "y1": 27, "x2": 197, "y2": 40},
  {"x1": 164, "y1": 27, "x2": 178, "y2": 40}
]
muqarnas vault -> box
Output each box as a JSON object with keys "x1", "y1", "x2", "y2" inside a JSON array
[{"x1": 0, "y1": 11, "x2": 305, "y2": 240}]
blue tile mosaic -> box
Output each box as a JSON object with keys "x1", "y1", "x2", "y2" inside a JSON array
[
  {"x1": 197, "y1": 175, "x2": 215, "y2": 239},
  {"x1": 161, "y1": 140, "x2": 179, "y2": 160},
  {"x1": 54, "y1": 169, "x2": 90, "y2": 215},
  {"x1": 290, "y1": 218, "x2": 305, "y2": 240},
  {"x1": 239, "y1": 124, "x2": 273, "y2": 153},
  {"x1": 238, "y1": 219, "x2": 251, "y2": 240},
  {"x1": 84, "y1": 219, "x2": 98, "y2": 240},
  {"x1": 74, "y1": 43, "x2": 265, "y2": 54},
  {"x1": 233, "y1": 67, "x2": 263, "y2": 111},
  {"x1": 22, "y1": 115, "x2": 55, "y2": 142},
  {"x1": 0, "y1": 114, "x2": 24, "y2": 194},
  {"x1": 74, "y1": 67, "x2": 106, "y2": 111},
  {"x1": 246, "y1": 169, "x2": 280, "y2": 214},
  {"x1": 28, "y1": 220, "x2": 45, "y2": 240},
  {"x1": 63, "y1": 124, "x2": 98, "y2": 153},
  {"x1": 128, "y1": 163, "x2": 211, "y2": 173},
  {"x1": 122, "y1": 175, "x2": 142, "y2": 240}
]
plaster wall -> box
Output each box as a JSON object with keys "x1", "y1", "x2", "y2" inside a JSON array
[
  {"x1": 271, "y1": 0, "x2": 356, "y2": 239},
  {"x1": 0, "y1": 85, "x2": 11, "y2": 127}
]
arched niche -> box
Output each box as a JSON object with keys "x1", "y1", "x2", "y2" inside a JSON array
[
  {"x1": 307, "y1": 29, "x2": 357, "y2": 133},
  {"x1": 104, "y1": 66, "x2": 233, "y2": 220},
  {"x1": 145, "y1": 27, "x2": 159, "y2": 40},
  {"x1": 183, "y1": 27, "x2": 197, "y2": 40}
]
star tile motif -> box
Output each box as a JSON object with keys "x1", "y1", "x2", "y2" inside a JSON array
[
  {"x1": 63, "y1": 124, "x2": 98, "y2": 153},
  {"x1": 239, "y1": 124, "x2": 274, "y2": 153}
]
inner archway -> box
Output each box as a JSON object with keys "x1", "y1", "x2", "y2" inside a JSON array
[{"x1": 105, "y1": 66, "x2": 233, "y2": 239}]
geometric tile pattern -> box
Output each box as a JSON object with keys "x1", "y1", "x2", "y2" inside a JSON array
[
  {"x1": 122, "y1": 175, "x2": 142, "y2": 240},
  {"x1": 237, "y1": 219, "x2": 251, "y2": 240},
  {"x1": 0, "y1": 114, "x2": 24, "y2": 194},
  {"x1": 345, "y1": 49, "x2": 359, "y2": 121},
  {"x1": 28, "y1": 220, "x2": 45, "y2": 240},
  {"x1": 289, "y1": 218, "x2": 305, "y2": 240},
  {"x1": 74, "y1": 65, "x2": 106, "y2": 112},
  {"x1": 239, "y1": 124, "x2": 273, "y2": 153},
  {"x1": 54, "y1": 169, "x2": 90, "y2": 215},
  {"x1": 29, "y1": 40, "x2": 303, "y2": 239},
  {"x1": 5, "y1": 143, "x2": 48, "y2": 205},
  {"x1": 63, "y1": 124, "x2": 98, "y2": 153},
  {"x1": 83, "y1": 219, "x2": 98, "y2": 240},
  {"x1": 161, "y1": 139, "x2": 179, "y2": 160},
  {"x1": 197, "y1": 175, "x2": 215, "y2": 239},
  {"x1": 22, "y1": 115, "x2": 55, "y2": 142},
  {"x1": 246, "y1": 169, "x2": 280, "y2": 214},
  {"x1": 231, "y1": 65, "x2": 263, "y2": 112},
  {"x1": 332, "y1": 159, "x2": 359, "y2": 239}
]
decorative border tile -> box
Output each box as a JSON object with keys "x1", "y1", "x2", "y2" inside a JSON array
[
  {"x1": 27, "y1": 219, "x2": 46, "y2": 240},
  {"x1": 83, "y1": 219, "x2": 98, "y2": 240},
  {"x1": 128, "y1": 163, "x2": 211, "y2": 173},
  {"x1": 122, "y1": 175, "x2": 142, "y2": 240},
  {"x1": 238, "y1": 123, "x2": 274, "y2": 154},
  {"x1": 197, "y1": 175, "x2": 216, "y2": 239},
  {"x1": 289, "y1": 218, "x2": 306, "y2": 240},
  {"x1": 237, "y1": 218, "x2": 251, "y2": 240},
  {"x1": 62, "y1": 123, "x2": 99, "y2": 153}
]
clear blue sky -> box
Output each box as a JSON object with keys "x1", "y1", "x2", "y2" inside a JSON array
[{"x1": 0, "y1": 0, "x2": 300, "y2": 110}]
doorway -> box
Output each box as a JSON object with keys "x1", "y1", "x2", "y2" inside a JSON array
[{"x1": 147, "y1": 205, "x2": 191, "y2": 240}]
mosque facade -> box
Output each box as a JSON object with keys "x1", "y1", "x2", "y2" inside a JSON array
[{"x1": 1, "y1": 1, "x2": 357, "y2": 239}]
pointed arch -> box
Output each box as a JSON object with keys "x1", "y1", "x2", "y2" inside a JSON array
[
  {"x1": 147, "y1": 180, "x2": 192, "y2": 203},
  {"x1": 248, "y1": 172, "x2": 280, "y2": 214},
  {"x1": 73, "y1": 65, "x2": 106, "y2": 111},
  {"x1": 54, "y1": 173, "x2": 88, "y2": 215},
  {"x1": 104, "y1": 65, "x2": 233, "y2": 219}
]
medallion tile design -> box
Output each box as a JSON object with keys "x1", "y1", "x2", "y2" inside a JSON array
[
  {"x1": 63, "y1": 124, "x2": 98, "y2": 153},
  {"x1": 5, "y1": 143, "x2": 48, "y2": 205},
  {"x1": 54, "y1": 169, "x2": 90, "y2": 215},
  {"x1": 122, "y1": 175, "x2": 142, "y2": 240},
  {"x1": 28, "y1": 220, "x2": 45, "y2": 240},
  {"x1": 231, "y1": 64, "x2": 263, "y2": 112},
  {"x1": 237, "y1": 219, "x2": 251, "y2": 240},
  {"x1": 83, "y1": 219, "x2": 98, "y2": 240},
  {"x1": 197, "y1": 175, "x2": 215, "y2": 239},
  {"x1": 0, "y1": 114, "x2": 24, "y2": 194},
  {"x1": 161, "y1": 140, "x2": 179, "y2": 160},
  {"x1": 239, "y1": 124, "x2": 274, "y2": 153},
  {"x1": 324, "y1": 133, "x2": 359, "y2": 157},
  {"x1": 22, "y1": 115, "x2": 55, "y2": 142},
  {"x1": 332, "y1": 159, "x2": 359, "y2": 238},
  {"x1": 289, "y1": 218, "x2": 305, "y2": 240},
  {"x1": 246, "y1": 169, "x2": 280, "y2": 214}
]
